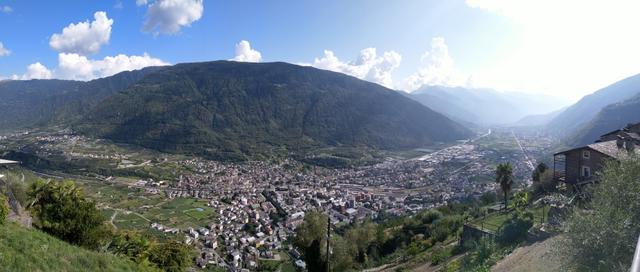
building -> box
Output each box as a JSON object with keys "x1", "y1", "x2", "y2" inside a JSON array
[{"x1": 553, "y1": 123, "x2": 640, "y2": 186}]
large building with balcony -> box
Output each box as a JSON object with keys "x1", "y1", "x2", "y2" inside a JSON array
[{"x1": 553, "y1": 123, "x2": 640, "y2": 186}]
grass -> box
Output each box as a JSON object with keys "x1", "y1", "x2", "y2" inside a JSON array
[
  {"x1": 278, "y1": 252, "x2": 297, "y2": 272},
  {"x1": 471, "y1": 205, "x2": 550, "y2": 233},
  {"x1": 0, "y1": 222, "x2": 157, "y2": 272}
]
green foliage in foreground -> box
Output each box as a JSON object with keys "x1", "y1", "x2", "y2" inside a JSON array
[
  {"x1": 0, "y1": 194, "x2": 8, "y2": 224},
  {"x1": 147, "y1": 240, "x2": 193, "y2": 272},
  {"x1": 295, "y1": 208, "x2": 465, "y2": 271},
  {"x1": 562, "y1": 156, "x2": 640, "y2": 272},
  {"x1": 109, "y1": 231, "x2": 193, "y2": 272},
  {"x1": 27, "y1": 180, "x2": 112, "y2": 250},
  {"x1": 0, "y1": 222, "x2": 157, "y2": 272}
]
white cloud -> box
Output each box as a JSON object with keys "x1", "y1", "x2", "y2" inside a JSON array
[
  {"x1": 56, "y1": 53, "x2": 168, "y2": 80},
  {"x1": 1, "y1": 6, "x2": 12, "y2": 13},
  {"x1": 49, "y1": 11, "x2": 113, "y2": 55},
  {"x1": 402, "y1": 37, "x2": 466, "y2": 91},
  {"x1": 465, "y1": 0, "x2": 640, "y2": 99},
  {"x1": 10, "y1": 53, "x2": 167, "y2": 81},
  {"x1": 136, "y1": 0, "x2": 148, "y2": 6},
  {"x1": 143, "y1": 0, "x2": 203, "y2": 34},
  {"x1": 230, "y1": 40, "x2": 262, "y2": 63},
  {"x1": 0, "y1": 42, "x2": 10, "y2": 56},
  {"x1": 311, "y1": 48, "x2": 402, "y2": 88},
  {"x1": 21, "y1": 63, "x2": 53, "y2": 80}
]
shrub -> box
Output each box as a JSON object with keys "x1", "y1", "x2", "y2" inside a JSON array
[
  {"x1": 27, "y1": 180, "x2": 112, "y2": 249},
  {"x1": 496, "y1": 212, "x2": 533, "y2": 245},
  {"x1": 148, "y1": 240, "x2": 193, "y2": 272},
  {"x1": 108, "y1": 231, "x2": 153, "y2": 264},
  {"x1": 0, "y1": 194, "x2": 8, "y2": 224},
  {"x1": 562, "y1": 156, "x2": 640, "y2": 272}
]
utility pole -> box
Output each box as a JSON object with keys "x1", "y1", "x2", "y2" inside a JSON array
[{"x1": 326, "y1": 216, "x2": 330, "y2": 272}]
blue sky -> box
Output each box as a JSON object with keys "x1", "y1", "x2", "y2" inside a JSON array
[{"x1": 1, "y1": 0, "x2": 639, "y2": 100}]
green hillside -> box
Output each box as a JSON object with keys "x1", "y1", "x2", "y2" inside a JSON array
[
  {"x1": 77, "y1": 61, "x2": 472, "y2": 160},
  {"x1": 547, "y1": 73, "x2": 640, "y2": 137},
  {"x1": 571, "y1": 93, "x2": 640, "y2": 145},
  {"x1": 0, "y1": 222, "x2": 156, "y2": 272}
]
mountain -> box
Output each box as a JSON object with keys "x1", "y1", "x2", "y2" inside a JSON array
[
  {"x1": 408, "y1": 86, "x2": 569, "y2": 126},
  {"x1": 0, "y1": 67, "x2": 163, "y2": 131},
  {"x1": 76, "y1": 61, "x2": 472, "y2": 159},
  {"x1": 547, "y1": 73, "x2": 640, "y2": 136},
  {"x1": 514, "y1": 108, "x2": 565, "y2": 127},
  {"x1": 570, "y1": 93, "x2": 640, "y2": 145}
]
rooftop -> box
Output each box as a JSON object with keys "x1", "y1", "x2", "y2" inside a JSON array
[{"x1": 587, "y1": 141, "x2": 639, "y2": 160}]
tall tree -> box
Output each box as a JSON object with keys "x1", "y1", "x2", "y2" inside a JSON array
[
  {"x1": 532, "y1": 162, "x2": 548, "y2": 182},
  {"x1": 495, "y1": 163, "x2": 514, "y2": 210}
]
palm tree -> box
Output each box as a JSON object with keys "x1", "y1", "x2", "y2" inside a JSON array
[{"x1": 495, "y1": 163, "x2": 514, "y2": 210}]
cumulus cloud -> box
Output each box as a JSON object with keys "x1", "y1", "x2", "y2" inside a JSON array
[
  {"x1": 402, "y1": 37, "x2": 465, "y2": 91},
  {"x1": 1, "y1": 6, "x2": 12, "y2": 13},
  {"x1": 230, "y1": 40, "x2": 262, "y2": 63},
  {"x1": 142, "y1": 0, "x2": 203, "y2": 34},
  {"x1": 311, "y1": 48, "x2": 402, "y2": 88},
  {"x1": 136, "y1": 0, "x2": 148, "y2": 6},
  {"x1": 11, "y1": 53, "x2": 167, "y2": 81},
  {"x1": 21, "y1": 63, "x2": 53, "y2": 80},
  {"x1": 0, "y1": 42, "x2": 10, "y2": 56},
  {"x1": 56, "y1": 53, "x2": 168, "y2": 80},
  {"x1": 49, "y1": 11, "x2": 113, "y2": 55}
]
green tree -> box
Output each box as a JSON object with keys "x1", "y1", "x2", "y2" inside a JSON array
[
  {"x1": 534, "y1": 168, "x2": 557, "y2": 194},
  {"x1": 344, "y1": 221, "x2": 376, "y2": 264},
  {"x1": 531, "y1": 162, "x2": 548, "y2": 183},
  {"x1": 510, "y1": 191, "x2": 529, "y2": 213},
  {"x1": 294, "y1": 212, "x2": 329, "y2": 272},
  {"x1": 109, "y1": 231, "x2": 154, "y2": 265},
  {"x1": 495, "y1": 163, "x2": 514, "y2": 210},
  {"x1": 562, "y1": 156, "x2": 640, "y2": 272},
  {"x1": 26, "y1": 180, "x2": 111, "y2": 249},
  {"x1": 0, "y1": 194, "x2": 9, "y2": 224},
  {"x1": 148, "y1": 240, "x2": 193, "y2": 272},
  {"x1": 305, "y1": 239, "x2": 327, "y2": 272}
]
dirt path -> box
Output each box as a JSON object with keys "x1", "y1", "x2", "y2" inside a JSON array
[
  {"x1": 109, "y1": 210, "x2": 119, "y2": 229},
  {"x1": 492, "y1": 235, "x2": 566, "y2": 272}
]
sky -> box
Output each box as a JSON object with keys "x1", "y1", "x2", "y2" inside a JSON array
[{"x1": 0, "y1": 0, "x2": 639, "y2": 100}]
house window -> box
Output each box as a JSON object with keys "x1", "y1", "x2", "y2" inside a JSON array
[
  {"x1": 582, "y1": 150, "x2": 590, "y2": 159},
  {"x1": 582, "y1": 166, "x2": 591, "y2": 178}
]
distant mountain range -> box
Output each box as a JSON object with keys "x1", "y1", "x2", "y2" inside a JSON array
[
  {"x1": 407, "y1": 86, "x2": 569, "y2": 126},
  {"x1": 0, "y1": 61, "x2": 472, "y2": 160},
  {"x1": 547, "y1": 74, "x2": 640, "y2": 137},
  {"x1": 569, "y1": 92, "x2": 640, "y2": 146},
  {"x1": 544, "y1": 74, "x2": 640, "y2": 146}
]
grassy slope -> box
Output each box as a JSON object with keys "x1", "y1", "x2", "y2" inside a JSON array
[{"x1": 0, "y1": 223, "x2": 154, "y2": 272}]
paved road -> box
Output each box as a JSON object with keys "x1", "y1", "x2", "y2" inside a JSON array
[{"x1": 511, "y1": 130, "x2": 535, "y2": 171}]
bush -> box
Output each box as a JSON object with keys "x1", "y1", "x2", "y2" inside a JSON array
[
  {"x1": 418, "y1": 210, "x2": 442, "y2": 225},
  {"x1": 27, "y1": 180, "x2": 112, "y2": 249},
  {"x1": 496, "y1": 212, "x2": 533, "y2": 245},
  {"x1": 108, "y1": 231, "x2": 154, "y2": 264},
  {"x1": 430, "y1": 246, "x2": 449, "y2": 265},
  {"x1": 460, "y1": 237, "x2": 498, "y2": 271},
  {"x1": 562, "y1": 156, "x2": 640, "y2": 272},
  {"x1": 0, "y1": 194, "x2": 8, "y2": 224},
  {"x1": 148, "y1": 240, "x2": 193, "y2": 272}
]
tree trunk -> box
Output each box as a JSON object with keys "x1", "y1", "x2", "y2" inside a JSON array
[{"x1": 504, "y1": 191, "x2": 508, "y2": 211}]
